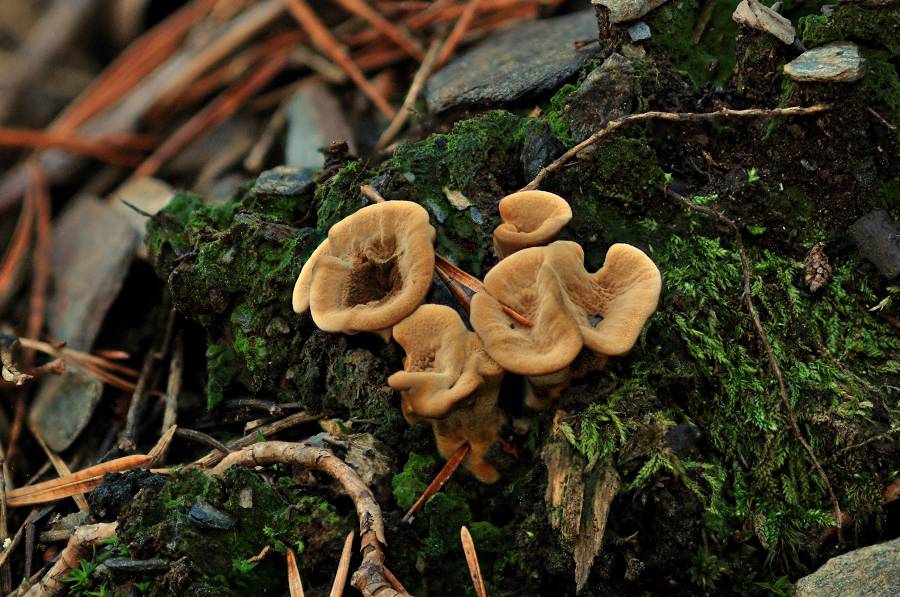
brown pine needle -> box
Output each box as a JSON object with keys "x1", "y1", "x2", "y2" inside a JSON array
[
  {"x1": 382, "y1": 566, "x2": 409, "y2": 594},
  {"x1": 29, "y1": 422, "x2": 90, "y2": 513},
  {"x1": 402, "y1": 443, "x2": 470, "y2": 523},
  {"x1": 334, "y1": 0, "x2": 424, "y2": 60},
  {"x1": 376, "y1": 37, "x2": 442, "y2": 150},
  {"x1": 5, "y1": 454, "x2": 152, "y2": 507},
  {"x1": 134, "y1": 51, "x2": 289, "y2": 178},
  {"x1": 329, "y1": 531, "x2": 354, "y2": 597},
  {"x1": 434, "y1": 255, "x2": 533, "y2": 328},
  {"x1": 0, "y1": 184, "x2": 35, "y2": 302},
  {"x1": 460, "y1": 526, "x2": 487, "y2": 597},
  {"x1": 284, "y1": 0, "x2": 396, "y2": 119},
  {"x1": 287, "y1": 548, "x2": 305, "y2": 597},
  {"x1": 436, "y1": 0, "x2": 482, "y2": 67},
  {"x1": 435, "y1": 265, "x2": 472, "y2": 313},
  {"x1": 0, "y1": 129, "x2": 144, "y2": 167}
]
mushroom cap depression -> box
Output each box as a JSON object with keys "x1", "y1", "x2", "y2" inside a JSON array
[
  {"x1": 471, "y1": 241, "x2": 661, "y2": 375},
  {"x1": 291, "y1": 201, "x2": 436, "y2": 335},
  {"x1": 388, "y1": 304, "x2": 503, "y2": 423},
  {"x1": 493, "y1": 191, "x2": 573, "y2": 259}
]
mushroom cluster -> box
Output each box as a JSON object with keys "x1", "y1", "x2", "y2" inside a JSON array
[{"x1": 292, "y1": 191, "x2": 661, "y2": 482}]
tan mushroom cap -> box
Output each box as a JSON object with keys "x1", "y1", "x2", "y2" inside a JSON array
[
  {"x1": 291, "y1": 201, "x2": 436, "y2": 335},
  {"x1": 493, "y1": 190, "x2": 573, "y2": 259},
  {"x1": 471, "y1": 245, "x2": 584, "y2": 377},
  {"x1": 388, "y1": 304, "x2": 505, "y2": 483},
  {"x1": 550, "y1": 241, "x2": 662, "y2": 356},
  {"x1": 471, "y1": 241, "x2": 661, "y2": 377}
]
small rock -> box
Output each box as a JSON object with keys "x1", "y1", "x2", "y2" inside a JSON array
[
  {"x1": 591, "y1": 0, "x2": 669, "y2": 24},
  {"x1": 286, "y1": 80, "x2": 356, "y2": 169},
  {"x1": 621, "y1": 43, "x2": 647, "y2": 60},
  {"x1": 563, "y1": 53, "x2": 635, "y2": 142},
  {"x1": 238, "y1": 487, "x2": 253, "y2": 509},
  {"x1": 520, "y1": 121, "x2": 565, "y2": 181},
  {"x1": 30, "y1": 367, "x2": 103, "y2": 452},
  {"x1": 443, "y1": 187, "x2": 472, "y2": 210},
  {"x1": 100, "y1": 558, "x2": 169, "y2": 574},
  {"x1": 89, "y1": 470, "x2": 168, "y2": 521},
  {"x1": 188, "y1": 501, "x2": 235, "y2": 530},
  {"x1": 732, "y1": 0, "x2": 796, "y2": 45},
  {"x1": 627, "y1": 21, "x2": 651, "y2": 42},
  {"x1": 796, "y1": 537, "x2": 900, "y2": 596},
  {"x1": 252, "y1": 166, "x2": 315, "y2": 197},
  {"x1": 849, "y1": 210, "x2": 900, "y2": 278},
  {"x1": 425, "y1": 11, "x2": 601, "y2": 113},
  {"x1": 803, "y1": 242, "x2": 831, "y2": 292},
  {"x1": 784, "y1": 42, "x2": 865, "y2": 83}
]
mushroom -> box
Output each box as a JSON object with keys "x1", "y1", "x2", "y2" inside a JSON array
[
  {"x1": 388, "y1": 304, "x2": 505, "y2": 483},
  {"x1": 292, "y1": 200, "x2": 436, "y2": 338},
  {"x1": 492, "y1": 191, "x2": 573, "y2": 259},
  {"x1": 471, "y1": 241, "x2": 661, "y2": 408}
]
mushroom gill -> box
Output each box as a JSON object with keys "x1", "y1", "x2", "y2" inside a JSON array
[
  {"x1": 492, "y1": 190, "x2": 573, "y2": 259},
  {"x1": 388, "y1": 304, "x2": 505, "y2": 483},
  {"x1": 291, "y1": 200, "x2": 436, "y2": 337}
]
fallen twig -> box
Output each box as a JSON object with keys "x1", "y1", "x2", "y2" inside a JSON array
[
  {"x1": 330, "y1": 531, "x2": 355, "y2": 597},
  {"x1": 522, "y1": 105, "x2": 833, "y2": 191},
  {"x1": 662, "y1": 185, "x2": 843, "y2": 534},
  {"x1": 376, "y1": 38, "x2": 443, "y2": 150},
  {"x1": 460, "y1": 526, "x2": 487, "y2": 597},
  {"x1": 23, "y1": 522, "x2": 117, "y2": 597},
  {"x1": 210, "y1": 442, "x2": 406, "y2": 597},
  {"x1": 402, "y1": 443, "x2": 470, "y2": 523}
]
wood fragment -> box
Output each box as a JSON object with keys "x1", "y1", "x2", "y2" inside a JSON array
[
  {"x1": 284, "y1": 0, "x2": 397, "y2": 119},
  {"x1": 330, "y1": 531, "x2": 355, "y2": 597},
  {"x1": 402, "y1": 443, "x2": 470, "y2": 523},
  {"x1": 460, "y1": 526, "x2": 487, "y2": 597},
  {"x1": 287, "y1": 548, "x2": 305, "y2": 597},
  {"x1": 522, "y1": 104, "x2": 833, "y2": 191},
  {"x1": 23, "y1": 522, "x2": 117, "y2": 597},
  {"x1": 162, "y1": 331, "x2": 184, "y2": 432}
]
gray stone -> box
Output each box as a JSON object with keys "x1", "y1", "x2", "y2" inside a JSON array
[
  {"x1": 286, "y1": 80, "x2": 356, "y2": 169},
  {"x1": 563, "y1": 53, "x2": 635, "y2": 142},
  {"x1": 188, "y1": 501, "x2": 236, "y2": 530},
  {"x1": 521, "y1": 121, "x2": 565, "y2": 180},
  {"x1": 252, "y1": 166, "x2": 315, "y2": 197},
  {"x1": 796, "y1": 537, "x2": 900, "y2": 596},
  {"x1": 849, "y1": 210, "x2": 900, "y2": 278},
  {"x1": 784, "y1": 42, "x2": 865, "y2": 83},
  {"x1": 30, "y1": 195, "x2": 139, "y2": 451},
  {"x1": 425, "y1": 11, "x2": 601, "y2": 113},
  {"x1": 627, "y1": 21, "x2": 651, "y2": 42},
  {"x1": 592, "y1": 0, "x2": 669, "y2": 23},
  {"x1": 30, "y1": 367, "x2": 103, "y2": 452}
]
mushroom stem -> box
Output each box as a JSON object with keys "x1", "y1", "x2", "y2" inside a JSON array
[{"x1": 401, "y1": 442, "x2": 470, "y2": 523}]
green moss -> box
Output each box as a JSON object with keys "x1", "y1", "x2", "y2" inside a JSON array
[
  {"x1": 118, "y1": 468, "x2": 351, "y2": 595},
  {"x1": 648, "y1": 0, "x2": 741, "y2": 86},
  {"x1": 381, "y1": 110, "x2": 528, "y2": 274},
  {"x1": 546, "y1": 83, "x2": 579, "y2": 146},
  {"x1": 798, "y1": 6, "x2": 900, "y2": 57},
  {"x1": 314, "y1": 160, "x2": 372, "y2": 231},
  {"x1": 392, "y1": 452, "x2": 437, "y2": 510}
]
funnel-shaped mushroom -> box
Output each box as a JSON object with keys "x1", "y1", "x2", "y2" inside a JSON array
[
  {"x1": 388, "y1": 305, "x2": 505, "y2": 483},
  {"x1": 493, "y1": 191, "x2": 573, "y2": 259},
  {"x1": 472, "y1": 241, "x2": 661, "y2": 407},
  {"x1": 292, "y1": 201, "x2": 436, "y2": 337}
]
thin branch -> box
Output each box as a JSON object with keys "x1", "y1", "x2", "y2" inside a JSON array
[
  {"x1": 210, "y1": 442, "x2": 407, "y2": 597},
  {"x1": 662, "y1": 185, "x2": 843, "y2": 532},
  {"x1": 522, "y1": 105, "x2": 832, "y2": 191},
  {"x1": 23, "y1": 522, "x2": 117, "y2": 597}
]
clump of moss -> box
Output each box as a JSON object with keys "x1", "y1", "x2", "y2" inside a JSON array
[
  {"x1": 392, "y1": 452, "x2": 437, "y2": 510},
  {"x1": 380, "y1": 110, "x2": 528, "y2": 274},
  {"x1": 314, "y1": 160, "x2": 373, "y2": 231},
  {"x1": 115, "y1": 468, "x2": 351, "y2": 595},
  {"x1": 798, "y1": 6, "x2": 900, "y2": 57}
]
